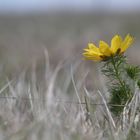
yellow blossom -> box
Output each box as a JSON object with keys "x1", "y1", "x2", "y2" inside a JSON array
[{"x1": 83, "y1": 34, "x2": 134, "y2": 61}]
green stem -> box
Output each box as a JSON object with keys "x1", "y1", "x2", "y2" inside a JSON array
[
  {"x1": 111, "y1": 56, "x2": 125, "y2": 88},
  {"x1": 105, "y1": 56, "x2": 132, "y2": 115}
]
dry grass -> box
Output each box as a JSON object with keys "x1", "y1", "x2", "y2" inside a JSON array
[{"x1": 0, "y1": 48, "x2": 139, "y2": 140}]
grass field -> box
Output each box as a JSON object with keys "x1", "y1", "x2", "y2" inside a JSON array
[{"x1": 0, "y1": 12, "x2": 140, "y2": 140}]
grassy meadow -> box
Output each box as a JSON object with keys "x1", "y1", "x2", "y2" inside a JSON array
[{"x1": 0, "y1": 12, "x2": 140, "y2": 140}]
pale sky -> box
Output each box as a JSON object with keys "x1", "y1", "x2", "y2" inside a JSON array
[{"x1": 0, "y1": 0, "x2": 140, "y2": 12}]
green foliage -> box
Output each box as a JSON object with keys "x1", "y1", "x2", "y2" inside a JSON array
[
  {"x1": 125, "y1": 65, "x2": 140, "y2": 92},
  {"x1": 101, "y1": 54, "x2": 140, "y2": 116},
  {"x1": 125, "y1": 65, "x2": 140, "y2": 80},
  {"x1": 109, "y1": 84, "x2": 132, "y2": 115},
  {"x1": 102, "y1": 55, "x2": 126, "y2": 80},
  {"x1": 137, "y1": 79, "x2": 140, "y2": 89}
]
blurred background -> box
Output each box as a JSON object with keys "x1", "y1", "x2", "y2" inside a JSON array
[
  {"x1": 0, "y1": 1, "x2": 140, "y2": 139},
  {"x1": 0, "y1": 0, "x2": 140, "y2": 76}
]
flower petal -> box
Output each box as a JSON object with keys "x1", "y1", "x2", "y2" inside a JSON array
[
  {"x1": 83, "y1": 46, "x2": 103, "y2": 61},
  {"x1": 121, "y1": 34, "x2": 134, "y2": 53},
  {"x1": 83, "y1": 52, "x2": 103, "y2": 61},
  {"x1": 88, "y1": 43, "x2": 100, "y2": 53},
  {"x1": 99, "y1": 41, "x2": 112, "y2": 56},
  {"x1": 111, "y1": 35, "x2": 122, "y2": 54}
]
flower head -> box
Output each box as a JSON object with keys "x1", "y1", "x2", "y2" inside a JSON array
[{"x1": 83, "y1": 34, "x2": 134, "y2": 61}]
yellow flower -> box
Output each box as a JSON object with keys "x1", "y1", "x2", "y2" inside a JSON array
[{"x1": 83, "y1": 34, "x2": 134, "y2": 61}]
